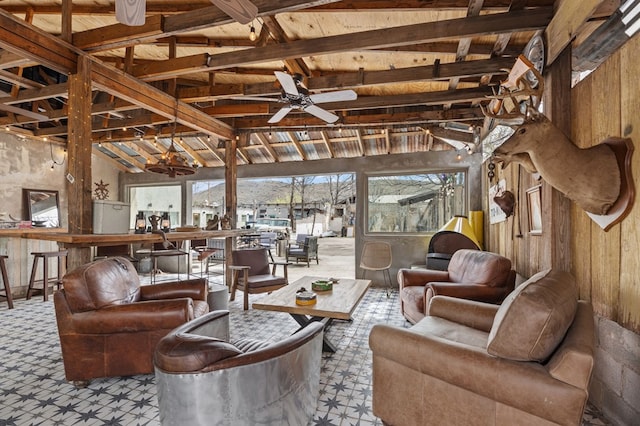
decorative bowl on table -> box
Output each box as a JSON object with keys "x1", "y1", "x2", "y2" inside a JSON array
[
  {"x1": 311, "y1": 280, "x2": 333, "y2": 292},
  {"x1": 295, "y1": 291, "x2": 317, "y2": 305}
]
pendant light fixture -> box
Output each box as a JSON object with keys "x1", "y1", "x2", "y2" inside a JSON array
[{"x1": 145, "y1": 102, "x2": 198, "y2": 178}]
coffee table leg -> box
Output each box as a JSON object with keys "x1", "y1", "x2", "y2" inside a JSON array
[{"x1": 290, "y1": 314, "x2": 337, "y2": 353}]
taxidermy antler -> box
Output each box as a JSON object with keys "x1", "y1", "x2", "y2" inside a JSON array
[{"x1": 485, "y1": 55, "x2": 634, "y2": 229}]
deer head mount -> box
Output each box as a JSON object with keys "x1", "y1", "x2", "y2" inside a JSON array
[
  {"x1": 492, "y1": 110, "x2": 623, "y2": 215},
  {"x1": 483, "y1": 54, "x2": 634, "y2": 231}
]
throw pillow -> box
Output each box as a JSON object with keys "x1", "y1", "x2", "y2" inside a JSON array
[{"x1": 487, "y1": 269, "x2": 578, "y2": 362}]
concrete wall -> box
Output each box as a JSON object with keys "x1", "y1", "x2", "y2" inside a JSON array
[
  {"x1": 590, "y1": 316, "x2": 640, "y2": 426},
  {"x1": 0, "y1": 133, "x2": 119, "y2": 297},
  {"x1": 121, "y1": 149, "x2": 483, "y2": 287}
]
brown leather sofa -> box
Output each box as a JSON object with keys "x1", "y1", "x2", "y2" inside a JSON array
[
  {"x1": 398, "y1": 249, "x2": 516, "y2": 324},
  {"x1": 54, "y1": 256, "x2": 209, "y2": 386},
  {"x1": 154, "y1": 310, "x2": 324, "y2": 425},
  {"x1": 370, "y1": 269, "x2": 595, "y2": 426}
]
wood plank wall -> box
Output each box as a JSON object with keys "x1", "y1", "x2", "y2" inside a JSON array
[
  {"x1": 487, "y1": 34, "x2": 640, "y2": 334},
  {"x1": 572, "y1": 34, "x2": 640, "y2": 333}
]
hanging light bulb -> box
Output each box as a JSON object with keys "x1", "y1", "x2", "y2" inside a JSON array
[{"x1": 249, "y1": 25, "x2": 257, "y2": 41}]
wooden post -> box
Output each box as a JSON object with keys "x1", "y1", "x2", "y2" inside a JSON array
[
  {"x1": 66, "y1": 55, "x2": 93, "y2": 269},
  {"x1": 224, "y1": 136, "x2": 238, "y2": 287},
  {"x1": 543, "y1": 45, "x2": 572, "y2": 272}
]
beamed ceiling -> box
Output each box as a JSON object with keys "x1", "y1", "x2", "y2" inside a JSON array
[{"x1": 0, "y1": 1, "x2": 626, "y2": 172}]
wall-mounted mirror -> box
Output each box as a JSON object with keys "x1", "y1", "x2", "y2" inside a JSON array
[{"x1": 23, "y1": 189, "x2": 60, "y2": 228}]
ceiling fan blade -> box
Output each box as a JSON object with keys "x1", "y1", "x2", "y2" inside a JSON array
[
  {"x1": 210, "y1": 0, "x2": 258, "y2": 25},
  {"x1": 268, "y1": 107, "x2": 293, "y2": 123},
  {"x1": 274, "y1": 71, "x2": 299, "y2": 96},
  {"x1": 309, "y1": 89, "x2": 358, "y2": 104},
  {"x1": 115, "y1": 0, "x2": 146, "y2": 26},
  {"x1": 231, "y1": 96, "x2": 281, "y2": 102},
  {"x1": 304, "y1": 105, "x2": 339, "y2": 123}
]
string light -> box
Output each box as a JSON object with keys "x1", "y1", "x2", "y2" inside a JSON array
[{"x1": 249, "y1": 24, "x2": 257, "y2": 41}]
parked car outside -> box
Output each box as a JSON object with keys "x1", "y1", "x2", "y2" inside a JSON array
[{"x1": 253, "y1": 218, "x2": 291, "y2": 240}]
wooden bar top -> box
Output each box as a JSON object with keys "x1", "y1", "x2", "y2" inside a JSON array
[{"x1": 20, "y1": 228, "x2": 251, "y2": 247}]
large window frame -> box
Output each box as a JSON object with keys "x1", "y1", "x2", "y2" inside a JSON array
[{"x1": 365, "y1": 169, "x2": 467, "y2": 235}]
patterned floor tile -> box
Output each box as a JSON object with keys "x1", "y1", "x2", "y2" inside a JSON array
[{"x1": 0, "y1": 287, "x2": 611, "y2": 426}]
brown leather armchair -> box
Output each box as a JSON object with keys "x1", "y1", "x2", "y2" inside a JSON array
[
  {"x1": 398, "y1": 249, "x2": 515, "y2": 324},
  {"x1": 370, "y1": 269, "x2": 595, "y2": 426},
  {"x1": 54, "y1": 256, "x2": 209, "y2": 386}
]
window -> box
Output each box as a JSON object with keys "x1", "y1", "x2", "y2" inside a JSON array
[
  {"x1": 129, "y1": 185, "x2": 182, "y2": 228},
  {"x1": 366, "y1": 171, "x2": 466, "y2": 233}
]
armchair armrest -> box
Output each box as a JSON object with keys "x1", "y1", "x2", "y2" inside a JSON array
[
  {"x1": 140, "y1": 278, "x2": 207, "y2": 301},
  {"x1": 428, "y1": 296, "x2": 498, "y2": 332},
  {"x1": 369, "y1": 324, "x2": 586, "y2": 425},
  {"x1": 228, "y1": 265, "x2": 250, "y2": 271},
  {"x1": 426, "y1": 281, "x2": 511, "y2": 304},
  {"x1": 70, "y1": 298, "x2": 195, "y2": 334},
  {"x1": 270, "y1": 260, "x2": 289, "y2": 279},
  {"x1": 397, "y1": 268, "x2": 450, "y2": 288}
]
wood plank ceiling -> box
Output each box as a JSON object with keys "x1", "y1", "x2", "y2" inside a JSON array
[{"x1": 0, "y1": 0, "x2": 622, "y2": 172}]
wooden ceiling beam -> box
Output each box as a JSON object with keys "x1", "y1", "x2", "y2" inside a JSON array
[
  {"x1": 312, "y1": 0, "x2": 554, "y2": 10},
  {"x1": 74, "y1": 0, "x2": 342, "y2": 52},
  {"x1": 254, "y1": 133, "x2": 280, "y2": 162},
  {"x1": 196, "y1": 135, "x2": 226, "y2": 166},
  {"x1": 177, "y1": 57, "x2": 513, "y2": 103},
  {"x1": 92, "y1": 148, "x2": 133, "y2": 173},
  {"x1": 286, "y1": 132, "x2": 307, "y2": 160},
  {"x1": 0, "y1": 69, "x2": 44, "y2": 89},
  {"x1": 102, "y1": 143, "x2": 147, "y2": 171},
  {"x1": 234, "y1": 106, "x2": 485, "y2": 129},
  {"x1": 132, "y1": 8, "x2": 550, "y2": 80},
  {"x1": 0, "y1": 9, "x2": 233, "y2": 140},
  {"x1": 320, "y1": 131, "x2": 335, "y2": 158},
  {"x1": 0, "y1": 82, "x2": 68, "y2": 105},
  {"x1": 202, "y1": 8, "x2": 552, "y2": 71},
  {"x1": 0, "y1": 9, "x2": 77, "y2": 74}
]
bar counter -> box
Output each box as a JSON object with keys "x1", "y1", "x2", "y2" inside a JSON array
[
  {"x1": 20, "y1": 228, "x2": 251, "y2": 248},
  {"x1": 16, "y1": 228, "x2": 252, "y2": 273}
]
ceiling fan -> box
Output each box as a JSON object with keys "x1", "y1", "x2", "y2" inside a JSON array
[
  {"x1": 241, "y1": 71, "x2": 358, "y2": 124},
  {"x1": 116, "y1": 0, "x2": 258, "y2": 26}
]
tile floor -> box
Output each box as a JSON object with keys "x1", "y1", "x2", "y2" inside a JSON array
[{"x1": 0, "y1": 284, "x2": 611, "y2": 426}]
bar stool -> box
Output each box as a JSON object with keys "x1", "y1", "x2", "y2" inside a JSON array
[
  {"x1": 26, "y1": 250, "x2": 68, "y2": 301},
  {"x1": 0, "y1": 255, "x2": 14, "y2": 309}
]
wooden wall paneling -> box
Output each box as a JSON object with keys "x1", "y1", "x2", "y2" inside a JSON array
[
  {"x1": 618, "y1": 35, "x2": 640, "y2": 332},
  {"x1": 570, "y1": 78, "x2": 594, "y2": 301},
  {"x1": 589, "y1": 54, "x2": 622, "y2": 320}
]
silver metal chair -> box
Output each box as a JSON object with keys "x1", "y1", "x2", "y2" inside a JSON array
[{"x1": 154, "y1": 310, "x2": 323, "y2": 426}]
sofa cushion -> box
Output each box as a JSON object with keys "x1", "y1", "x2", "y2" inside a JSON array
[
  {"x1": 62, "y1": 257, "x2": 141, "y2": 312},
  {"x1": 487, "y1": 269, "x2": 578, "y2": 362}
]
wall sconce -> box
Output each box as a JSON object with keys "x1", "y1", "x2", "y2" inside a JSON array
[
  {"x1": 135, "y1": 211, "x2": 147, "y2": 234},
  {"x1": 161, "y1": 212, "x2": 171, "y2": 232}
]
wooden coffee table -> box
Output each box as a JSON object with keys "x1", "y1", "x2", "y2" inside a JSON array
[{"x1": 252, "y1": 276, "x2": 371, "y2": 352}]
